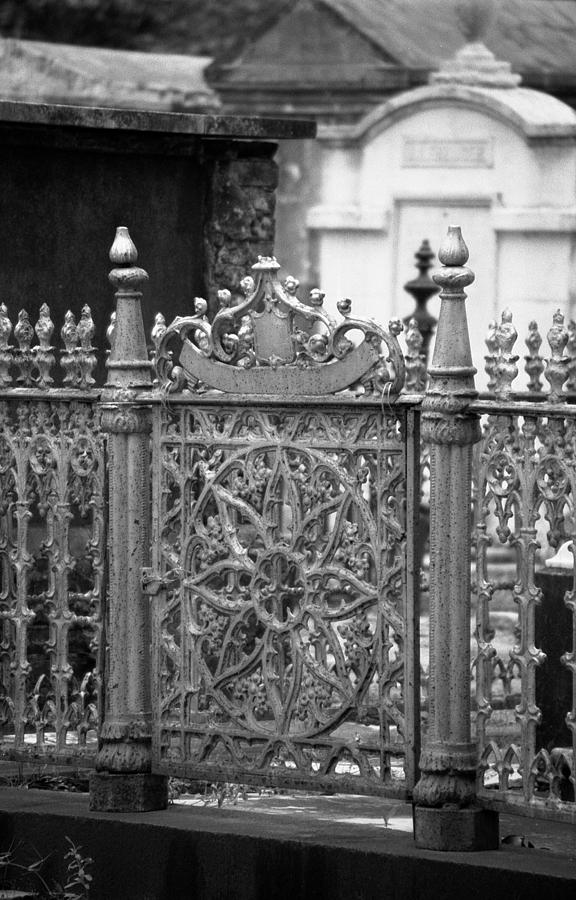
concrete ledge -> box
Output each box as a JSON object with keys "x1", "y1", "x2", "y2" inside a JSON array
[
  {"x1": 493, "y1": 207, "x2": 576, "y2": 232},
  {"x1": 414, "y1": 806, "x2": 499, "y2": 851},
  {"x1": 1, "y1": 789, "x2": 576, "y2": 900}
]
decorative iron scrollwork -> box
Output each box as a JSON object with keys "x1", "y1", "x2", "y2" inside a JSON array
[
  {"x1": 154, "y1": 257, "x2": 405, "y2": 397},
  {"x1": 0, "y1": 398, "x2": 104, "y2": 758},
  {"x1": 152, "y1": 403, "x2": 412, "y2": 792}
]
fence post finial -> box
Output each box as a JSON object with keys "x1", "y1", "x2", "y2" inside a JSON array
[
  {"x1": 525, "y1": 320, "x2": 544, "y2": 393},
  {"x1": 412, "y1": 225, "x2": 499, "y2": 851},
  {"x1": 34, "y1": 303, "x2": 55, "y2": 388},
  {"x1": 77, "y1": 304, "x2": 97, "y2": 389},
  {"x1": 494, "y1": 308, "x2": 518, "y2": 399},
  {"x1": 90, "y1": 227, "x2": 167, "y2": 813},
  {"x1": 0, "y1": 303, "x2": 13, "y2": 386},
  {"x1": 484, "y1": 319, "x2": 498, "y2": 391},
  {"x1": 403, "y1": 238, "x2": 439, "y2": 363},
  {"x1": 404, "y1": 317, "x2": 427, "y2": 392},
  {"x1": 545, "y1": 309, "x2": 569, "y2": 402},
  {"x1": 106, "y1": 226, "x2": 152, "y2": 390}
]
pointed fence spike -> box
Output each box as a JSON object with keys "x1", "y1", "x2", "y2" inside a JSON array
[
  {"x1": 151, "y1": 312, "x2": 166, "y2": 351},
  {"x1": 484, "y1": 319, "x2": 498, "y2": 392},
  {"x1": 0, "y1": 302, "x2": 13, "y2": 386},
  {"x1": 106, "y1": 311, "x2": 116, "y2": 352},
  {"x1": 524, "y1": 319, "x2": 544, "y2": 393},
  {"x1": 77, "y1": 305, "x2": 96, "y2": 388},
  {"x1": 150, "y1": 312, "x2": 167, "y2": 376},
  {"x1": 493, "y1": 308, "x2": 518, "y2": 399},
  {"x1": 61, "y1": 310, "x2": 78, "y2": 352},
  {"x1": 545, "y1": 309, "x2": 569, "y2": 402},
  {"x1": 78, "y1": 304, "x2": 96, "y2": 349},
  {"x1": 403, "y1": 318, "x2": 426, "y2": 392},
  {"x1": 34, "y1": 303, "x2": 55, "y2": 388},
  {"x1": 14, "y1": 309, "x2": 34, "y2": 386},
  {"x1": 60, "y1": 310, "x2": 79, "y2": 386},
  {"x1": 566, "y1": 320, "x2": 576, "y2": 393}
]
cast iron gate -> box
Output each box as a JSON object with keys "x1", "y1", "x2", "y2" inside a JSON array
[{"x1": 149, "y1": 258, "x2": 420, "y2": 796}]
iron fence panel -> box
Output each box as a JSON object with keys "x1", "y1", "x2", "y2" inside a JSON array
[
  {"x1": 0, "y1": 393, "x2": 105, "y2": 764},
  {"x1": 151, "y1": 396, "x2": 420, "y2": 795}
]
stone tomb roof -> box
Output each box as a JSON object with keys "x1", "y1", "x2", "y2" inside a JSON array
[
  {"x1": 0, "y1": 98, "x2": 316, "y2": 144},
  {"x1": 213, "y1": 0, "x2": 576, "y2": 117},
  {"x1": 316, "y1": 35, "x2": 576, "y2": 146},
  {"x1": 327, "y1": 0, "x2": 576, "y2": 73},
  {"x1": 0, "y1": 37, "x2": 219, "y2": 112}
]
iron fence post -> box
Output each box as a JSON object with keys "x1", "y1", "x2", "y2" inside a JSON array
[
  {"x1": 90, "y1": 227, "x2": 168, "y2": 811},
  {"x1": 412, "y1": 226, "x2": 498, "y2": 850},
  {"x1": 402, "y1": 238, "x2": 439, "y2": 365}
]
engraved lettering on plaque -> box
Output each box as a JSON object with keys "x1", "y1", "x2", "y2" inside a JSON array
[{"x1": 402, "y1": 139, "x2": 493, "y2": 168}]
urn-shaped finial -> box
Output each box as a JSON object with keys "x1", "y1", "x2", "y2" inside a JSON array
[
  {"x1": 428, "y1": 226, "x2": 477, "y2": 391},
  {"x1": 437, "y1": 226, "x2": 470, "y2": 268},
  {"x1": 105, "y1": 226, "x2": 151, "y2": 390},
  {"x1": 109, "y1": 226, "x2": 138, "y2": 266}
]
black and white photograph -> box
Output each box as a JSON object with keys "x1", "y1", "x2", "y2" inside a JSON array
[{"x1": 0, "y1": 1, "x2": 575, "y2": 897}]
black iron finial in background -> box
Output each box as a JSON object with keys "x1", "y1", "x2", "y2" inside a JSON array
[{"x1": 403, "y1": 239, "x2": 439, "y2": 362}]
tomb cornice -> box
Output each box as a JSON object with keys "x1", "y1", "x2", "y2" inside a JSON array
[{"x1": 317, "y1": 83, "x2": 576, "y2": 147}]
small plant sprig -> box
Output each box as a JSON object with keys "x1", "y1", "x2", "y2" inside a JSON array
[
  {"x1": 58, "y1": 837, "x2": 93, "y2": 900},
  {"x1": 0, "y1": 837, "x2": 92, "y2": 899},
  {"x1": 0, "y1": 844, "x2": 54, "y2": 895}
]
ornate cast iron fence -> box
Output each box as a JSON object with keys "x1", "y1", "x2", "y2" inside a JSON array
[
  {"x1": 147, "y1": 258, "x2": 422, "y2": 796},
  {"x1": 471, "y1": 308, "x2": 576, "y2": 822},
  {"x1": 14, "y1": 223, "x2": 576, "y2": 835},
  {"x1": 0, "y1": 303, "x2": 105, "y2": 763}
]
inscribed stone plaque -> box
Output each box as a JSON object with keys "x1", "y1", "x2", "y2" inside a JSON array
[{"x1": 402, "y1": 139, "x2": 493, "y2": 168}]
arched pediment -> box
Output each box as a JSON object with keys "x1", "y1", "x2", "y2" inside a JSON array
[{"x1": 319, "y1": 83, "x2": 576, "y2": 146}]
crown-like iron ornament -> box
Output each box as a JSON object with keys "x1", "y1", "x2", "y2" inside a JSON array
[{"x1": 154, "y1": 257, "x2": 405, "y2": 397}]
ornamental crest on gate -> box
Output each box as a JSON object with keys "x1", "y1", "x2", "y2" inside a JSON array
[{"x1": 153, "y1": 256, "x2": 405, "y2": 396}]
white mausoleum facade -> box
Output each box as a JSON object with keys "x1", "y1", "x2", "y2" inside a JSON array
[{"x1": 309, "y1": 44, "x2": 576, "y2": 385}]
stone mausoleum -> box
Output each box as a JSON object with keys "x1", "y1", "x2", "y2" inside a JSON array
[{"x1": 306, "y1": 44, "x2": 576, "y2": 386}]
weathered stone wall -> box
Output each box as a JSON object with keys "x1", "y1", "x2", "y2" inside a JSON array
[{"x1": 204, "y1": 141, "x2": 278, "y2": 309}]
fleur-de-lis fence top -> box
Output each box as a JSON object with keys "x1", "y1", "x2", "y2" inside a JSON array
[
  {"x1": 403, "y1": 317, "x2": 427, "y2": 393},
  {"x1": 483, "y1": 307, "x2": 576, "y2": 402},
  {"x1": 0, "y1": 302, "x2": 97, "y2": 389},
  {"x1": 153, "y1": 257, "x2": 405, "y2": 397}
]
